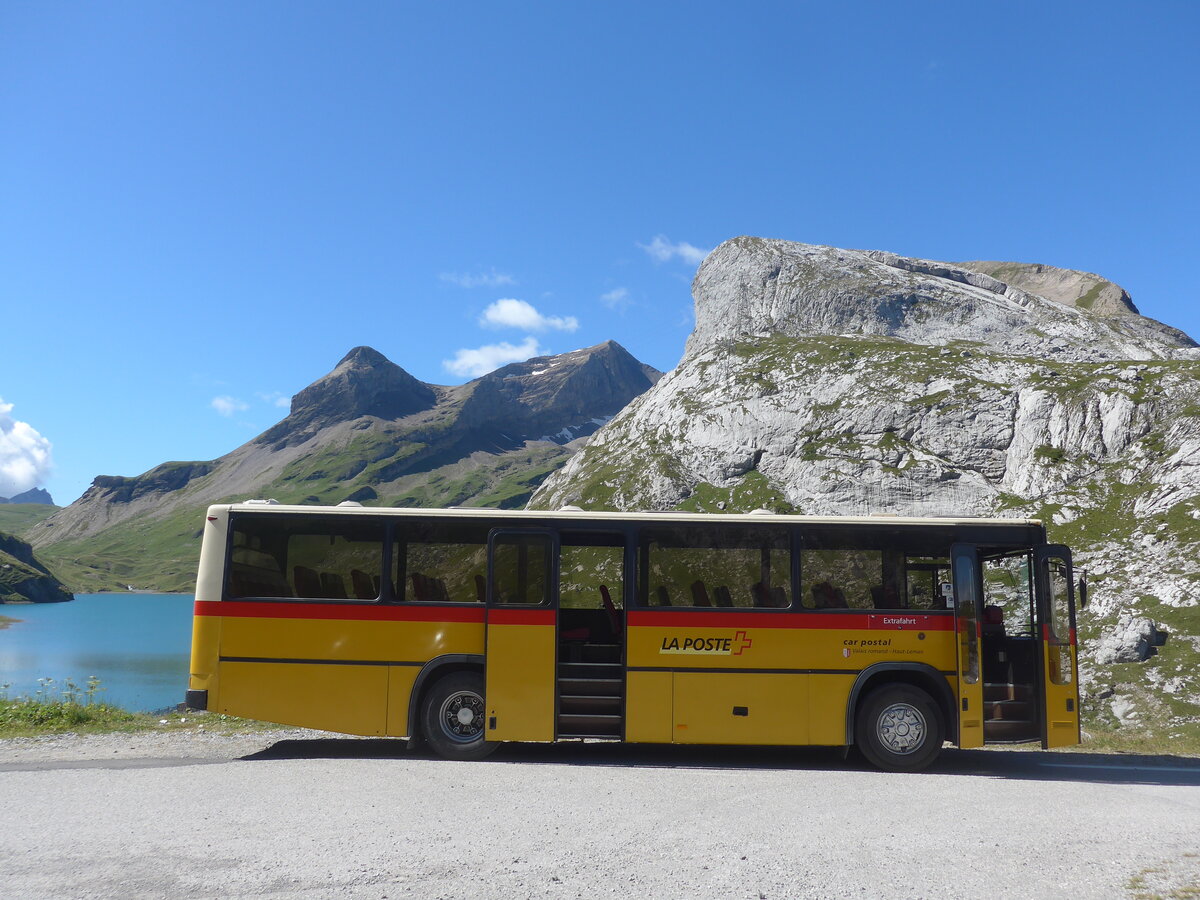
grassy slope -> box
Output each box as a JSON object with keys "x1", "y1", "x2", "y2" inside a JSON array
[
  {"x1": 40, "y1": 441, "x2": 573, "y2": 593},
  {"x1": 0, "y1": 504, "x2": 58, "y2": 536}
]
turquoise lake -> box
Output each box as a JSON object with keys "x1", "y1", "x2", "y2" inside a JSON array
[{"x1": 0, "y1": 593, "x2": 194, "y2": 712}]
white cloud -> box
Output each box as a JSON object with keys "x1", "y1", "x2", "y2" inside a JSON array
[
  {"x1": 211, "y1": 395, "x2": 250, "y2": 417},
  {"x1": 0, "y1": 397, "x2": 53, "y2": 498},
  {"x1": 440, "y1": 269, "x2": 516, "y2": 288},
  {"x1": 479, "y1": 299, "x2": 578, "y2": 332},
  {"x1": 639, "y1": 234, "x2": 710, "y2": 265},
  {"x1": 256, "y1": 391, "x2": 293, "y2": 409},
  {"x1": 443, "y1": 336, "x2": 542, "y2": 378},
  {"x1": 600, "y1": 287, "x2": 632, "y2": 311}
]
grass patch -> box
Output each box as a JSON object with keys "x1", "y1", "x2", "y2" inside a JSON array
[
  {"x1": 0, "y1": 678, "x2": 277, "y2": 738},
  {"x1": 0, "y1": 613, "x2": 19, "y2": 630}
]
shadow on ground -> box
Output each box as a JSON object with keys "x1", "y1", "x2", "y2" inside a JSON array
[{"x1": 240, "y1": 738, "x2": 1200, "y2": 786}]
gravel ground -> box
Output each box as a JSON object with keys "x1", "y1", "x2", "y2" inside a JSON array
[{"x1": 2, "y1": 732, "x2": 1199, "y2": 899}]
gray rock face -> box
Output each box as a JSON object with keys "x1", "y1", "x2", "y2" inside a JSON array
[
  {"x1": 534, "y1": 236, "x2": 1200, "y2": 728},
  {"x1": 1093, "y1": 613, "x2": 1168, "y2": 664},
  {"x1": 684, "y1": 237, "x2": 1197, "y2": 363}
]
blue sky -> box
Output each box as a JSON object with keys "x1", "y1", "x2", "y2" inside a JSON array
[{"x1": 2, "y1": 1, "x2": 1198, "y2": 505}]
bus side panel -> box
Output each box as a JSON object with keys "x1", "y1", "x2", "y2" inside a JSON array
[
  {"x1": 625, "y1": 671, "x2": 673, "y2": 743},
  {"x1": 219, "y1": 661, "x2": 388, "y2": 735},
  {"x1": 808, "y1": 674, "x2": 856, "y2": 745},
  {"x1": 386, "y1": 666, "x2": 421, "y2": 737},
  {"x1": 672, "y1": 673, "x2": 809, "y2": 745},
  {"x1": 218, "y1": 616, "x2": 483, "y2": 661},
  {"x1": 190, "y1": 506, "x2": 229, "y2": 707},
  {"x1": 188, "y1": 612, "x2": 222, "y2": 707}
]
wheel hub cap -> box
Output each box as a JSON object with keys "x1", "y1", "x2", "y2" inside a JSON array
[{"x1": 878, "y1": 702, "x2": 927, "y2": 754}]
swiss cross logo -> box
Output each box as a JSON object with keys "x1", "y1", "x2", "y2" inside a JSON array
[
  {"x1": 659, "y1": 631, "x2": 756, "y2": 655},
  {"x1": 732, "y1": 630, "x2": 753, "y2": 655}
]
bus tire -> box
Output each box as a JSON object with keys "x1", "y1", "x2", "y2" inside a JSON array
[
  {"x1": 421, "y1": 672, "x2": 496, "y2": 761},
  {"x1": 855, "y1": 684, "x2": 944, "y2": 772}
]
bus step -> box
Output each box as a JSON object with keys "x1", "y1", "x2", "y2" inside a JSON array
[
  {"x1": 983, "y1": 719, "x2": 1038, "y2": 742},
  {"x1": 983, "y1": 682, "x2": 1033, "y2": 702},
  {"x1": 557, "y1": 734, "x2": 623, "y2": 741},
  {"x1": 984, "y1": 699, "x2": 1032, "y2": 721},
  {"x1": 559, "y1": 694, "x2": 622, "y2": 714},
  {"x1": 580, "y1": 643, "x2": 622, "y2": 663},
  {"x1": 558, "y1": 661, "x2": 623, "y2": 679},
  {"x1": 558, "y1": 677, "x2": 622, "y2": 696},
  {"x1": 558, "y1": 713, "x2": 622, "y2": 735}
]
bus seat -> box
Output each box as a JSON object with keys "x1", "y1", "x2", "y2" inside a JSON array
[
  {"x1": 432, "y1": 578, "x2": 450, "y2": 602},
  {"x1": 475, "y1": 574, "x2": 486, "y2": 603},
  {"x1": 983, "y1": 604, "x2": 1005, "y2": 636},
  {"x1": 690, "y1": 580, "x2": 712, "y2": 607},
  {"x1": 752, "y1": 582, "x2": 789, "y2": 608},
  {"x1": 751, "y1": 581, "x2": 769, "y2": 607},
  {"x1": 411, "y1": 572, "x2": 430, "y2": 602},
  {"x1": 293, "y1": 565, "x2": 322, "y2": 599},
  {"x1": 599, "y1": 584, "x2": 621, "y2": 633},
  {"x1": 320, "y1": 572, "x2": 348, "y2": 599},
  {"x1": 811, "y1": 581, "x2": 848, "y2": 609},
  {"x1": 714, "y1": 586, "x2": 734, "y2": 608},
  {"x1": 350, "y1": 569, "x2": 376, "y2": 600},
  {"x1": 655, "y1": 586, "x2": 672, "y2": 606}
]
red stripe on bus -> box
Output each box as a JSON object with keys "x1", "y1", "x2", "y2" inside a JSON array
[
  {"x1": 626, "y1": 611, "x2": 954, "y2": 630},
  {"x1": 488, "y1": 608, "x2": 556, "y2": 626},
  {"x1": 193, "y1": 600, "x2": 486, "y2": 623}
]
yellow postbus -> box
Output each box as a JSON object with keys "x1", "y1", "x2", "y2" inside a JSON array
[{"x1": 187, "y1": 502, "x2": 1082, "y2": 771}]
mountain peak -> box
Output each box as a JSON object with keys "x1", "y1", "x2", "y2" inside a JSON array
[
  {"x1": 258, "y1": 347, "x2": 437, "y2": 446},
  {"x1": 337, "y1": 345, "x2": 391, "y2": 368}
]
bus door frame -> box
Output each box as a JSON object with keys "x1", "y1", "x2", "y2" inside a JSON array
[
  {"x1": 484, "y1": 528, "x2": 559, "y2": 742},
  {"x1": 1034, "y1": 544, "x2": 1081, "y2": 748},
  {"x1": 950, "y1": 543, "x2": 985, "y2": 749}
]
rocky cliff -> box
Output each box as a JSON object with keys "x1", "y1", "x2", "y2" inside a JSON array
[
  {"x1": 533, "y1": 237, "x2": 1200, "y2": 737},
  {"x1": 0, "y1": 488, "x2": 55, "y2": 505},
  {"x1": 30, "y1": 341, "x2": 660, "y2": 592},
  {"x1": 0, "y1": 532, "x2": 72, "y2": 603}
]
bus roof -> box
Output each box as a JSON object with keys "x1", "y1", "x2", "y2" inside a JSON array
[{"x1": 211, "y1": 502, "x2": 1043, "y2": 530}]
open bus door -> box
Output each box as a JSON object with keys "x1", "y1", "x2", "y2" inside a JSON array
[
  {"x1": 484, "y1": 529, "x2": 558, "y2": 742},
  {"x1": 1035, "y1": 545, "x2": 1081, "y2": 748},
  {"x1": 950, "y1": 543, "x2": 984, "y2": 749}
]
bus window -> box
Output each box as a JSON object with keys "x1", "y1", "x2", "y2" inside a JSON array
[
  {"x1": 905, "y1": 558, "x2": 951, "y2": 610},
  {"x1": 395, "y1": 521, "x2": 488, "y2": 603},
  {"x1": 491, "y1": 532, "x2": 552, "y2": 605},
  {"x1": 983, "y1": 554, "x2": 1034, "y2": 635},
  {"x1": 1045, "y1": 559, "x2": 1074, "y2": 685},
  {"x1": 559, "y1": 534, "x2": 624, "y2": 610},
  {"x1": 802, "y1": 549, "x2": 883, "y2": 609},
  {"x1": 227, "y1": 515, "x2": 385, "y2": 601},
  {"x1": 639, "y1": 526, "x2": 790, "y2": 608}
]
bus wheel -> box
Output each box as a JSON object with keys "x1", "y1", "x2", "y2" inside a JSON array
[
  {"x1": 421, "y1": 672, "x2": 497, "y2": 761},
  {"x1": 855, "y1": 684, "x2": 944, "y2": 772}
]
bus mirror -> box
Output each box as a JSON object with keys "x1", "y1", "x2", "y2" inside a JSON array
[{"x1": 1078, "y1": 574, "x2": 1089, "y2": 610}]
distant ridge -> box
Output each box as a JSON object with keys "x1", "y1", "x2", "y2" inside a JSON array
[{"x1": 30, "y1": 341, "x2": 661, "y2": 591}]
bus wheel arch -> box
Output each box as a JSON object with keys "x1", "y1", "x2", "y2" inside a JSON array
[
  {"x1": 407, "y1": 655, "x2": 487, "y2": 745},
  {"x1": 845, "y1": 664, "x2": 953, "y2": 769},
  {"x1": 420, "y1": 670, "x2": 497, "y2": 761}
]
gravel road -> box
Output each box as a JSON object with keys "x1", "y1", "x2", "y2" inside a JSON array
[{"x1": 2, "y1": 731, "x2": 1199, "y2": 899}]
